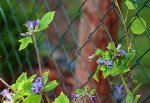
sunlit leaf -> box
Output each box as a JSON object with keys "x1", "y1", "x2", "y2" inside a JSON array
[
  {"x1": 18, "y1": 37, "x2": 32, "y2": 51},
  {"x1": 16, "y1": 73, "x2": 27, "y2": 83},
  {"x1": 23, "y1": 94, "x2": 42, "y2": 103},
  {"x1": 37, "y1": 12, "x2": 55, "y2": 31},
  {"x1": 125, "y1": 1, "x2": 135, "y2": 10},
  {"x1": 43, "y1": 80, "x2": 59, "y2": 91},
  {"x1": 53, "y1": 92, "x2": 70, "y2": 103},
  {"x1": 43, "y1": 71, "x2": 49, "y2": 85},
  {"x1": 131, "y1": 17, "x2": 146, "y2": 34},
  {"x1": 93, "y1": 66, "x2": 101, "y2": 82}
]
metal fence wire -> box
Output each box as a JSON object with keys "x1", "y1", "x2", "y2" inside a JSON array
[{"x1": 0, "y1": 0, "x2": 150, "y2": 103}]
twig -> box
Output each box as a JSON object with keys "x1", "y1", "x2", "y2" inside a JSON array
[
  {"x1": 44, "y1": 93, "x2": 50, "y2": 103},
  {"x1": 0, "y1": 77, "x2": 10, "y2": 88},
  {"x1": 119, "y1": 74, "x2": 131, "y2": 94},
  {"x1": 115, "y1": 0, "x2": 130, "y2": 51},
  {"x1": 31, "y1": 34, "x2": 43, "y2": 77}
]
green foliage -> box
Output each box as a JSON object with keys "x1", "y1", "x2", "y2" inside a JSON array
[
  {"x1": 102, "y1": 51, "x2": 112, "y2": 60},
  {"x1": 74, "y1": 86, "x2": 96, "y2": 100},
  {"x1": 43, "y1": 80, "x2": 59, "y2": 92},
  {"x1": 18, "y1": 37, "x2": 33, "y2": 51},
  {"x1": 19, "y1": 12, "x2": 55, "y2": 51},
  {"x1": 16, "y1": 73, "x2": 28, "y2": 83},
  {"x1": 92, "y1": 42, "x2": 135, "y2": 79},
  {"x1": 131, "y1": 17, "x2": 146, "y2": 34},
  {"x1": 36, "y1": 12, "x2": 55, "y2": 32},
  {"x1": 125, "y1": 93, "x2": 140, "y2": 103},
  {"x1": 28, "y1": 75, "x2": 37, "y2": 82},
  {"x1": 95, "y1": 48, "x2": 103, "y2": 56},
  {"x1": 125, "y1": 1, "x2": 135, "y2": 10},
  {"x1": 11, "y1": 73, "x2": 35, "y2": 102},
  {"x1": 53, "y1": 92, "x2": 70, "y2": 103},
  {"x1": 9, "y1": 72, "x2": 59, "y2": 102},
  {"x1": 93, "y1": 66, "x2": 101, "y2": 82},
  {"x1": 43, "y1": 71, "x2": 49, "y2": 85},
  {"x1": 23, "y1": 94, "x2": 42, "y2": 103},
  {"x1": 107, "y1": 42, "x2": 117, "y2": 51}
]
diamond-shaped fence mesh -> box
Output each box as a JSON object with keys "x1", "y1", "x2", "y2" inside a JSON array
[{"x1": 0, "y1": 0, "x2": 150, "y2": 103}]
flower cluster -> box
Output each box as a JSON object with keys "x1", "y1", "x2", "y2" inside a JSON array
[
  {"x1": 97, "y1": 59, "x2": 113, "y2": 69},
  {"x1": 72, "y1": 93, "x2": 96, "y2": 102},
  {"x1": 30, "y1": 77, "x2": 44, "y2": 94},
  {"x1": 96, "y1": 44, "x2": 126, "y2": 69},
  {"x1": 90, "y1": 95, "x2": 96, "y2": 102},
  {"x1": 0, "y1": 89, "x2": 12, "y2": 101},
  {"x1": 72, "y1": 93, "x2": 80, "y2": 101},
  {"x1": 116, "y1": 44, "x2": 126, "y2": 58},
  {"x1": 21, "y1": 20, "x2": 39, "y2": 36},
  {"x1": 25, "y1": 20, "x2": 39, "y2": 30}
]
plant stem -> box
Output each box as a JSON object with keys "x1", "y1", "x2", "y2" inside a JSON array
[
  {"x1": 119, "y1": 74, "x2": 130, "y2": 94},
  {"x1": 0, "y1": 77, "x2": 17, "y2": 93},
  {"x1": 115, "y1": 0, "x2": 130, "y2": 51},
  {"x1": 133, "y1": 83, "x2": 142, "y2": 94},
  {"x1": 0, "y1": 77, "x2": 10, "y2": 88},
  {"x1": 31, "y1": 34, "x2": 42, "y2": 77},
  {"x1": 44, "y1": 93, "x2": 50, "y2": 103}
]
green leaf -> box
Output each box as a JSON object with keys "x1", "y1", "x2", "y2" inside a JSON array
[
  {"x1": 23, "y1": 94, "x2": 42, "y2": 103},
  {"x1": 133, "y1": 95, "x2": 140, "y2": 103},
  {"x1": 123, "y1": 52, "x2": 135, "y2": 63},
  {"x1": 18, "y1": 37, "x2": 33, "y2": 51},
  {"x1": 131, "y1": 17, "x2": 146, "y2": 34},
  {"x1": 102, "y1": 51, "x2": 112, "y2": 60},
  {"x1": 107, "y1": 42, "x2": 116, "y2": 51},
  {"x1": 125, "y1": 93, "x2": 140, "y2": 103},
  {"x1": 125, "y1": 1, "x2": 135, "y2": 10},
  {"x1": 18, "y1": 81, "x2": 32, "y2": 93},
  {"x1": 43, "y1": 71, "x2": 49, "y2": 85},
  {"x1": 16, "y1": 73, "x2": 27, "y2": 83},
  {"x1": 43, "y1": 80, "x2": 59, "y2": 91},
  {"x1": 11, "y1": 83, "x2": 18, "y2": 90},
  {"x1": 102, "y1": 59, "x2": 131, "y2": 78},
  {"x1": 93, "y1": 66, "x2": 101, "y2": 82},
  {"x1": 75, "y1": 88, "x2": 84, "y2": 94},
  {"x1": 95, "y1": 49, "x2": 103, "y2": 56},
  {"x1": 84, "y1": 86, "x2": 89, "y2": 92},
  {"x1": 53, "y1": 92, "x2": 70, "y2": 103},
  {"x1": 101, "y1": 65, "x2": 107, "y2": 72},
  {"x1": 89, "y1": 89, "x2": 96, "y2": 95},
  {"x1": 13, "y1": 90, "x2": 27, "y2": 102},
  {"x1": 126, "y1": 93, "x2": 133, "y2": 103},
  {"x1": 38, "y1": 12, "x2": 55, "y2": 31},
  {"x1": 28, "y1": 74, "x2": 37, "y2": 82}
]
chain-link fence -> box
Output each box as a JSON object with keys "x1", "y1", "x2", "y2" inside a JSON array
[{"x1": 0, "y1": 0, "x2": 150, "y2": 103}]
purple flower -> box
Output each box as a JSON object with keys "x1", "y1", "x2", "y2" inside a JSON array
[
  {"x1": 90, "y1": 96, "x2": 96, "y2": 102},
  {"x1": 72, "y1": 93, "x2": 80, "y2": 101},
  {"x1": 25, "y1": 21, "x2": 33, "y2": 28},
  {"x1": 127, "y1": 83, "x2": 132, "y2": 91},
  {"x1": 30, "y1": 77, "x2": 44, "y2": 94},
  {"x1": 35, "y1": 77, "x2": 42, "y2": 83},
  {"x1": 115, "y1": 84, "x2": 124, "y2": 95},
  {"x1": 24, "y1": 20, "x2": 39, "y2": 30},
  {"x1": 97, "y1": 59, "x2": 105, "y2": 66},
  {"x1": 0, "y1": 89, "x2": 12, "y2": 101},
  {"x1": 106, "y1": 60, "x2": 113, "y2": 69},
  {"x1": 120, "y1": 50, "x2": 126, "y2": 58}
]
